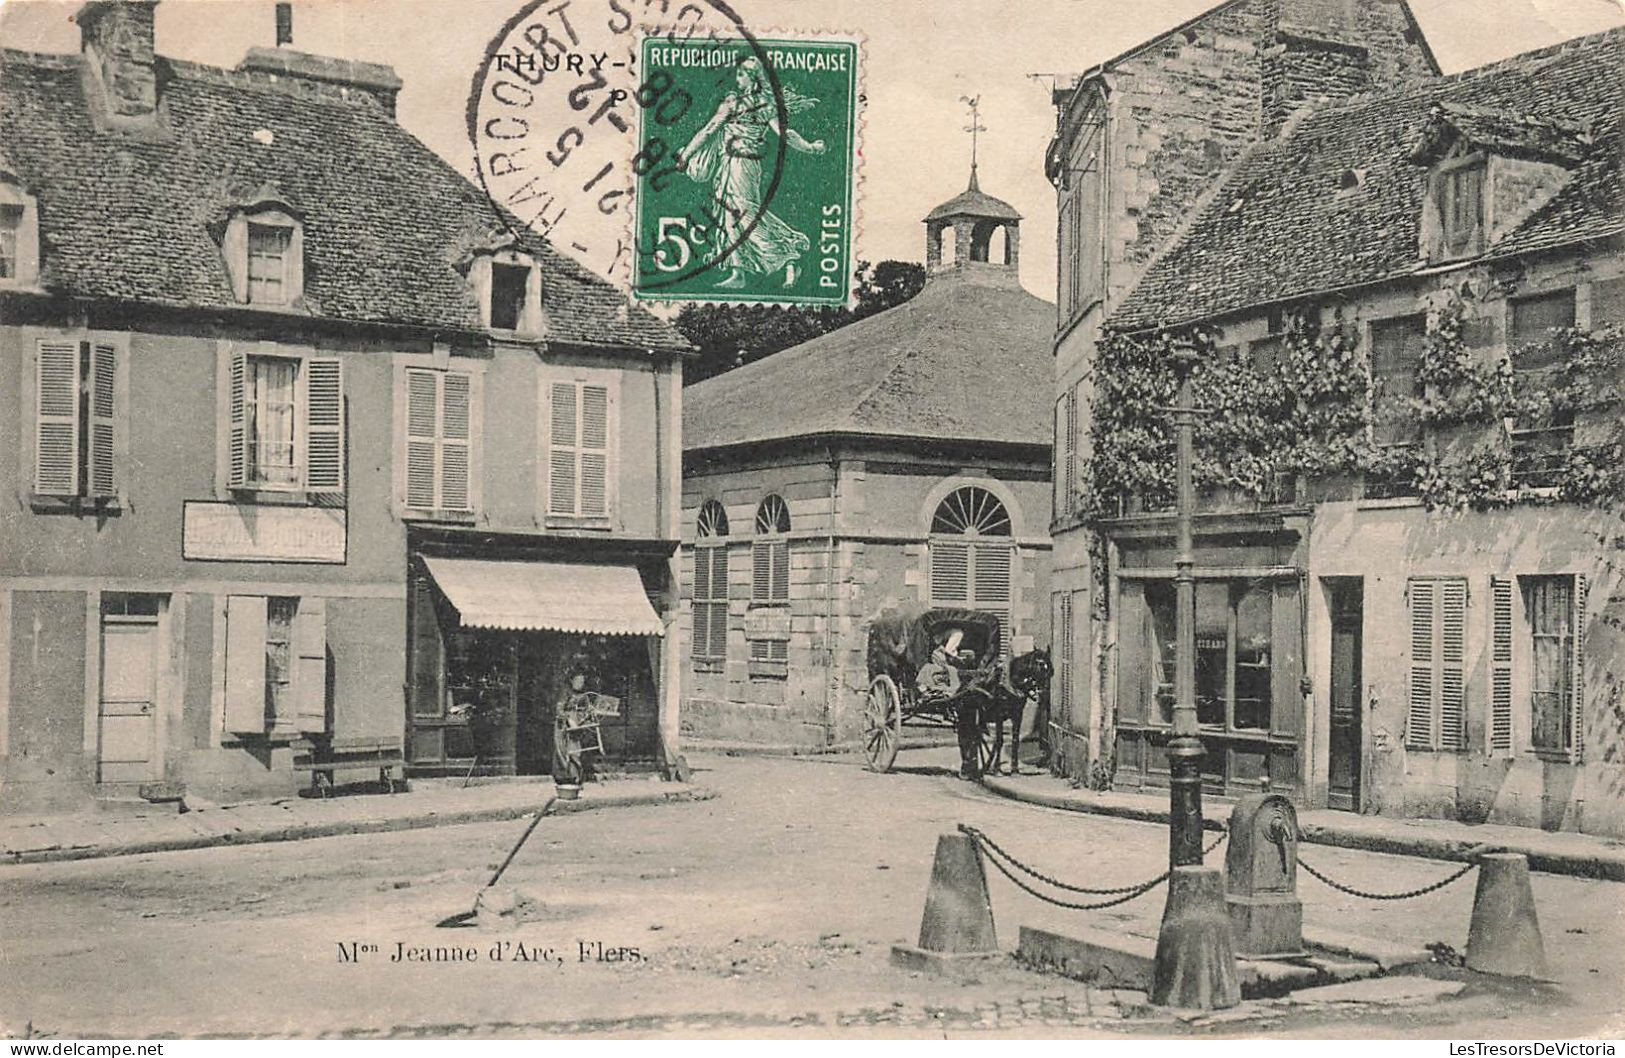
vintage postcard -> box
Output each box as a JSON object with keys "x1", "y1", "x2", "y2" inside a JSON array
[{"x1": 0, "y1": 0, "x2": 1622, "y2": 1046}]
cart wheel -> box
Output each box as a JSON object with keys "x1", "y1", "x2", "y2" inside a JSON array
[{"x1": 864, "y1": 675, "x2": 903, "y2": 773}]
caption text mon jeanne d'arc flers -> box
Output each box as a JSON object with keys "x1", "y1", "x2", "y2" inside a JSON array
[{"x1": 337, "y1": 939, "x2": 644, "y2": 966}]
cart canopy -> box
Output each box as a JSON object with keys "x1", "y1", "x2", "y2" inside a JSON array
[{"x1": 865, "y1": 607, "x2": 1003, "y2": 684}]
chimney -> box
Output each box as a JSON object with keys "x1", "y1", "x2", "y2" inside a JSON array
[
  {"x1": 77, "y1": 1, "x2": 159, "y2": 122},
  {"x1": 275, "y1": 3, "x2": 293, "y2": 47}
]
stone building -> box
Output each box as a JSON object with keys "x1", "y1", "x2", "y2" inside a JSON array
[
  {"x1": 0, "y1": 2, "x2": 691, "y2": 812},
  {"x1": 1045, "y1": 0, "x2": 1442, "y2": 779},
  {"x1": 680, "y1": 173, "x2": 1053, "y2": 749},
  {"x1": 1061, "y1": 24, "x2": 1625, "y2": 836}
]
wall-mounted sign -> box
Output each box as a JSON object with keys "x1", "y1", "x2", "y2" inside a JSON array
[
  {"x1": 744, "y1": 607, "x2": 791, "y2": 641},
  {"x1": 183, "y1": 502, "x2": 346, "y2": 564}
]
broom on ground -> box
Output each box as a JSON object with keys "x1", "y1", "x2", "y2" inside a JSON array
[{"x1": 436, "y1": 796, "x2": 558, "y2": 928}]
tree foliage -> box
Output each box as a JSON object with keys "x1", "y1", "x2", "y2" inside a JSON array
[{"x1": 675, "y1": 260, "x2": 926, "y2": 385}]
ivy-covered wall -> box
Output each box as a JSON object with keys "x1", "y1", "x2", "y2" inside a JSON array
[
  {"x1": 1071, "y1": 251, "x2": 1625, "y2": 831},
  {"x1": 1083, "y1": 290, "x2": 1623, "y2": 519}
]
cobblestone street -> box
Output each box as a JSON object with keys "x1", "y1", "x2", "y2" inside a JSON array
[{"x1": 3, "y1": 751, "x2": 1622, "y2": 1038}]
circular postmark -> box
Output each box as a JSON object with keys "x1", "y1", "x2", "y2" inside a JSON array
[{"x1": 465, "y1": 0, "x2": 794, "y2": 294}]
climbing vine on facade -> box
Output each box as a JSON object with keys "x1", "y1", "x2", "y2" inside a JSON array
[{"x1": 1083, "y1": 297, "x2": 1623, "y2": 518}]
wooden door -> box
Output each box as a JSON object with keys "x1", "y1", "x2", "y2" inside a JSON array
[
  {"x1": 1327, "y1": 579, "x2": 1363, "y2": 812},
  {"x1": 99, "y1": 616, "x2": 161, "y2": 783}
]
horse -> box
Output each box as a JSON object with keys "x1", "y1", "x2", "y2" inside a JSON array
[{"x1": 979, "y1": 648, "x2": 1053, "y2": 777}]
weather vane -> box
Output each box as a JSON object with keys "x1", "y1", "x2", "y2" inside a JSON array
[{"x1": 960, "y1": 94, "x2": 986, "y2": 187}]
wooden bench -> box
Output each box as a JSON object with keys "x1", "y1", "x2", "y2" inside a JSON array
[{"x1": 292, "y1": 736, "x2": 407, "y2": 796}]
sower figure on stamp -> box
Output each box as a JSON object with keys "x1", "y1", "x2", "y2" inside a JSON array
[{"x1": 678, "y1": 57, "x2": 826, "y2": 289}]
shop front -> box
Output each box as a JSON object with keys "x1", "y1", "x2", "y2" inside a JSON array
[
  {"x1": 1107, "y1": 510, "x2": 1309, "y2": 797},
  {"x1": 404, "y1": 529, "x2": 673, "y2": 779}
]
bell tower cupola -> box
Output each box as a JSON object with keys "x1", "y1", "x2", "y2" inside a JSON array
[{"x1": 924, "y1": 95, "x2": 1021, "y2": 276}]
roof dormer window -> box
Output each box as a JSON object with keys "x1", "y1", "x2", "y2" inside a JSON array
[
  {"x1": 0, "y1": 181, "x2": 40, "y2": 288},
  {"x1": 490, "y1": 262, "x2": 529, "y2": 331},
  {"x1": 472, "y1": 249, "x2": 541, "y2": 335},
  {"x1": 1411, "y1": 103, "x2": 1585, "y2": 266},
  {"x1": 247, "y1": 222, "x2": 293, "y2": 305},
  {"x1": 1431, "y1": 155, "x2": 1485, "y2": 261},
  {"x1": 223, "y1": 199, "x2": 304, "y2": 308}
]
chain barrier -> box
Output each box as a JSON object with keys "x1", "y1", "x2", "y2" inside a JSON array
[
  {"x1": 1296, "y1": 853, "x2": 1478, "y2": 901},
  {"x1": 957, "y1": 824, "x2": 1227, "y2": 911}
]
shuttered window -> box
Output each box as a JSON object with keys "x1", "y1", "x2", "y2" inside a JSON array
[
  {"x1": 929, "y1": 485, "x2": 1015, "y2": 656},
  {"x1": 1523, "y1": 574, "x2": 1584, "y2": 758},
  {"x1": 225, "y1": 347, "x2": 345, "y2": 494},
  {"x1": 545, "y1": 380, "x2": 613, "y2": 519},
  {"x1": 1406, "y1": 577, "x2": 1467, "y2": 752},
  {"x1": 1489, "y1": 576, "x2": 1514, "y2": 755},
  {"x1": 1055, "y1": 387, "x2": 1079, "y2": 517},
  {"x1": 1433, "y1": 161, "x2": 1484, "y2": 260},
  {"x1": 403, "y1": 367, "x2": 474, "y2": 512},
  {"x1": 33, "y1": 338, "x2": 119, "y2": 499},
  {"x1": 1053, "y1": 591, "x2": 1073, "y2": 714},
  {"x1": 1370, "y1": 314, "x2": 1425, "y2": 446},
  {"x1": 223, "y1": 594, "x2": 328, "y2": 736},
  {"x1": 930, "y1": 541, "x2": 1014, "y2": 657},
  {"x1": 751, "y1": 495, "x2": 791, "y2": 604},
  {"x1": 692, "y1": 500, "x2": 730, "y2": 666}
]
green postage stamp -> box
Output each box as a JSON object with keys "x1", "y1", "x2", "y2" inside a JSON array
[{"x1": 632, "y1": 36, "x2": 859, "y2": 306}]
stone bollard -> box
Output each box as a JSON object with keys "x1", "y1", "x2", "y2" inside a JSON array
[
  {"x1": 1465, "y1": 853, "x2": 1547, "y2": 978},
  {"x1": 1152, "y1": 866, "x2": 1242, "y2": 1010},
  {"x1": 890, "y1": 831, "x2": 1002, "y2": 977},
  {"x1": 1225, "y1": 794, "x2": 1305, "y2": 957}
]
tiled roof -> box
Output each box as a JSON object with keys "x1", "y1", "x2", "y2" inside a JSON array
[
  {"x1": 925, "y1": 179, "x2": 1023, "y2": 223},
  {"x1": 684, "y1": 267, "x2": 1054, "y2": 453},
  {"x1": 0, "y1": 48, "x2": 690, "y2": 353},
  {"x1": 1108, "y1": 28, "x2": 1623, "y2": 332},
  {"x1": 1412, "y1": 102, "x2": 1593, "y2": 167}
]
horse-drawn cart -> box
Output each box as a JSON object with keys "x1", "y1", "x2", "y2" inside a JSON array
[{"x1": 862, "y1": 607, "x2": 1009, "y2": 774}]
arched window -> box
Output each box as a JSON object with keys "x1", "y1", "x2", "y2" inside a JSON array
[
  {"x1": 928, "y1": 485, "x2": 1014, "y2": 655},
  {"x1": 752, "y1": 495, "x2": 790, "y2": 603},
  {"x1": 750, "y1": 495, "x2": 791, "y2": 670},
  {"x1": 692, "y1": 500, "x2": 729, "y2": 667}
]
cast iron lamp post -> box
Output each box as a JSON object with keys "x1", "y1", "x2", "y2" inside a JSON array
[{"x1": 1168, "y1": 338, "x2": 1205, "y2": 869}]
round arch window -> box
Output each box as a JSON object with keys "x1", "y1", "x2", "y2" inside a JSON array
[{"x1": 931, "y1": 485, "x2": 1012, "y2": 537}]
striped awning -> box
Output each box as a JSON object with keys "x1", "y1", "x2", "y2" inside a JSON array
[{"x1": 422, "y1": 557, "x2": 663, "y2": 636}]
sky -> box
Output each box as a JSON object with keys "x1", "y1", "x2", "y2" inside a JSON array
[{"x1": 2, "y1": 0, "x2": 1621, "y2": 301}]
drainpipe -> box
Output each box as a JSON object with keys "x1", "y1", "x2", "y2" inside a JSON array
[{"x1": 824, "y1": 448, "x2": 840, "y2": 746}]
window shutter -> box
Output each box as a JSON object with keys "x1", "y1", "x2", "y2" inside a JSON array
[
  {"x1": 405, "y1": 369, "x2": 439, "y2": 509},
  {"x1": 777, "y1": 541, "x2": 790, "y2": 601},
  {"x1": 226, "y1": 346, "x2": 248, "y2": 490},
  {"x1": 930, "y1": 542, "x2": 970, "y2": 605},
  {"x1": 1572, "y1": 574, "x2": 1587, "y2": 758},
  {"x1": 1407, "y1": 579, "x2": 1436, "y2": 750},
  {"x1": 710, "y1": 548, "x2": 729, "y2": 659},
  {"x1": 1489, "y1": 576, "x2": 1514, "y2": 755},
  {"x1": 34, "y1": 339, "x2": 80, "y2": 495},
  {"x1": 223, "y1": 595, "x2": 268, "y2": 734},
  {"x1": 440, "y1": 372, "x2": 471, "y2": 511},
  {"x1": 88, "y1": 341, "x2": 117, "y2": 498},
  {"x1": 408, "y1": 574, "x2": 445, "y2": 720},
  {"x1": 1439, "y1": 579, "x2": 1467, "y2": 750},
  {"x1": 291, "y1": 597, "x2": 328, "y2": 732},
  {"x1": 752, "y1": 540, "x2": 772, "y2": 602},
  {"x1": 1116, "y1": 582, "x2": 1149, "y2": 725},
  {"x1": 1064, "y1": 387, "x2": 1078, "y2": 514},
  {"x1": 1054, "y1": 591, "x2": 1072, "y2": 713},
  {"x1": 692, "y1": 548, "x2": 712, "y2": 658},
  {"x1": 304, "y1": 357, "x2": 344, "y2": 493},
  {"x1": 579, "y1": 384, "x2": 609, "y2": 517},
  {"x1": 548, "y1": 381, "x2": 579, "y2": 515},
  {"x1": 974, "y1": 544, "x2": 1013, "y2": 656},
  {"x1": 223, "y1": 216, "x2": 249, "y2": 302}
]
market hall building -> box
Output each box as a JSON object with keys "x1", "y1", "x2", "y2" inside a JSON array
[
  {"x1": 679, "y1": 171, "x2": 1054, "y2": 750},
  {"x1": 0, "y1": 2, "x2": 692, "y2": 813}
]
